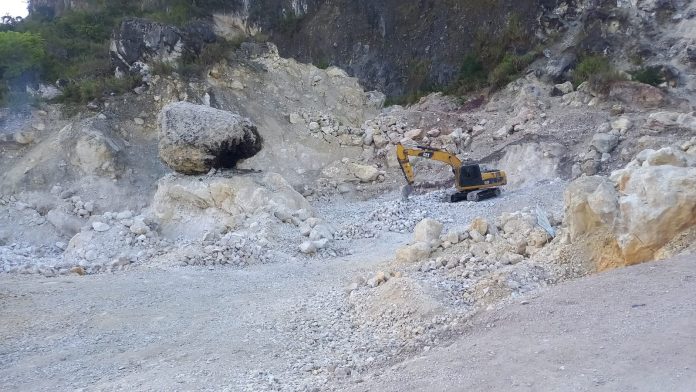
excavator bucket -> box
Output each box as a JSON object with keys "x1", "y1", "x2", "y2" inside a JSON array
[{"x1": 401, "y1": 184, "x2": 414, "y2": 201}]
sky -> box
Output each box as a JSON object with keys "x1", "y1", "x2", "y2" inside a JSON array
[{"x1": 1, "y1": 0, "x2": 29, "y2": 18}]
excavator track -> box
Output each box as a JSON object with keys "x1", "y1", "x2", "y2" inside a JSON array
[{"x1": 450, "y1": 188, "x2": 501, "y2": 203}]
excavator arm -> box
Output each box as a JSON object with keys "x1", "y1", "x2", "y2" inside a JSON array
[{"x1": 396, "y1": 143, "x2": 462, "y2": 199}]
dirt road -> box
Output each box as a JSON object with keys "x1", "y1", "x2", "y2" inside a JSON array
[
  {"x1": 0, "y1": 234, "x2": 403, "y2": 391},
  {"x1": 348, "y1": 254, "x2": 696, "y2": 392}
]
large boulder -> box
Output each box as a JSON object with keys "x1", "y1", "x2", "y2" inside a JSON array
[
  {"x1": 158, "y1": 102, "x2": 263, "y2": 174},
  {"x1": 564, "y1": 164, "x2": 696, "y2": 266},
  {"x1": 496, "y1": 142, "x2": 566, "y2": 189},
  {"x1": 616, "y1": 166, "x2": 696, "y2": 262},
  {"x1": 564, "y1": 176, "x2": 620, "y2": 241},
  {"x1": 647, "y1": 111, "x2": 696, "y2": 132},
  {"x1": 608, "y1": 81, "x2": 666, "y2": 109},
  {"x1": 643, "y1": 147, "x2": 687, "y2": 167}
]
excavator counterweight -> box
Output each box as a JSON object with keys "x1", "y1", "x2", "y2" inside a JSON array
[{"x1": 396, "y1": 143, "x2": 507, "y2": 202}]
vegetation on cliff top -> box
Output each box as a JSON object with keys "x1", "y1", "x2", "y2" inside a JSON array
[{"x1": 0, "y1": 0, "x2": 229, "y2": 106}]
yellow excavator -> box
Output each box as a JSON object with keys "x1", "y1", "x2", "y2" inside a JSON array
[{"x1": 396, "y1": 143, "x2": 507, "y2": 202}]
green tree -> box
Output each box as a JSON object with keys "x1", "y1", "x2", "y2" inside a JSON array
[{"x1": 0, "y1": 31, "x2": 45, "y2": 80}]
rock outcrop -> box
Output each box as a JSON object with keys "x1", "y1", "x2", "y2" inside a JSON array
[
  {"x1": 110, "y1": 18, "x2": 216, "y2": 78},
  {"x1": 153, "y1": 172, "x2": 310, "y2": 238},
  {"x1": 565, "y1": 150, "x2": 696, "y2": 267},
  {"x1": 158, "y1": 102, "x2": 263, "y2": 174}
]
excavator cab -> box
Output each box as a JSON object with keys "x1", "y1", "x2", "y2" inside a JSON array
[{"x1": 459, "y1": 164, "x2": 482, "y2": 187}]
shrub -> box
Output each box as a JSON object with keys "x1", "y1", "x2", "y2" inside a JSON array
[
  {"x1": 631, "y1": 66, "x2": 664, "y2": 86},
  {"x1": 150, "y1": 61, "x2": 177, "y2": 76},
  {"x1": 447, "y1": 13, "x2": 540, "y2": 96},
  {"x1": 455, "y1": 54, "x2": 487, "y2": 91},
  {"x1": 0, "y1": 31, "x2": 45, "y2": 79},
  {"x1": 58, "y1": 75, "x2": 141, "y2": 104},
  {"x1": 176, "y1": 38, "x2": 242, "y2": 78},
  {"x1": 573, "y1": 55, "x2": 626, "y2": 93},
  {"x1": 573, "y1": 55, "x2": 611, "y2": 86},
  {"x1": 314, "y1": 58, "x2": 330, "y2": 70},
  {"x1": 488, "y1": 52, "x2": 536, "y2": 89}
]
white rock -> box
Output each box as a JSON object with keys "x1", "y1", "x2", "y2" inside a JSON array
[
  {"x1": 554, "y1": 81, "x2": 574, "y2": 95},
  {"x1": 299, "y1": 241, "x2": 317, "y2": 254},
  {"x1": 116, "y1": 211, "x2": 133, "y2": 220},
  {"x1": 611, "y1": 117, "x2": 631, "y2": 133},
  {"x1": 129, "y1": 220, "x2": 150, "y2": 235},
  {"x1": 442, "y1": 231, "x2": 460, "y2": 244},
  {"x1": 312, "y1": 238, "x2": 330, "y2": 250},
  {"x1": 644, "y1": 147, "x2": 688, "y2": 167},
  {"x1": 92, "y1": 222, "x2": 111, "y2": 232},
  {"x1": 413, "y1": 218, "x2": 443, "y2": 243},
  {"x1": 13, "y1": 131, "x2": 35, "y2": 145},
  {"x1": 288, "y1": 113, "x2": 302, "y2": 124},
  {"x1": 395, "y1": 242, "x2": 431, "y2": 263},
  {"x1": 591, "y1": 133, "x2": 620, "y2": 153},
  {"x1": 309, "y1": 224, "x2": 334, "y2": 241},
  {"x1": 404, "y1": 129, "x2": 425, "y2": 140}
]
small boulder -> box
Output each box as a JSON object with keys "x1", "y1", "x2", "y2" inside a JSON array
[
  {"x1": 551, "y1": 81, "x2": 574, "y2": 96},
  {"x1": 92, "y1": 222, "x2": 111, "y2": 232},
  {"x1": 404, "y1": 129, "x2": 425, "y2": 140},
  {"x1": 13, "y1": 131, "x2": 35, "y2": 145},
  {"x1": 129, "y1": 219, "x2": 150, "y2": 235},
  {"x1": 441, "y1": 231, "x2": 460, "y2": 245},
  {"x1": 609, "y1": 81, "x2": 666, "y2": 109},
  {"x1": 309, "y1": 224, "x2": 334, "y2": 241},
  {"x1": 470, "y1": 218, "x2": 489, "y2": 236},
  {"x1": 395, "y1": 242, "x2": 431, "y2": 263},
  {"x1": 299, "y1": 241, "x2": 317, "y2": 254},
  {"x1": 591, "y1": 133, "x2": 620, "y2": 153},
  {"x1": 414, "y1": 218, "x2": 443, "y2": 243}
]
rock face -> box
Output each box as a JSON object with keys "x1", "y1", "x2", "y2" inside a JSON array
[
  {"x1": 497, "y1": 143, "x2": 566, "y2": 189},
  {"x1": 158, "y1": 102, "x2": 263, "y2": 174},
  {"x1": 110, "y1": 18, "x2": 216, "y2": 78},
  {"x1": 565, "y1": 155, "x2": 696, "y2": 267},
  {"x1": 59, "y1": 117, "x2": 124, "y2": 175}
]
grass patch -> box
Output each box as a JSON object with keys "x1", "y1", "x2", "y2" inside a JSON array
[
  {"x1": 57, "y1": 75, "x2": 142, "y2": 104},
  {"x1": 572, "y1": 55, "x2": 625, "y2": 93},
  {"x1": 175, "y1": 37, "x2": 243, "y2": 78},
  {"x1": 314, "y1": 58, "x2": 330, "y2": 70}
]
